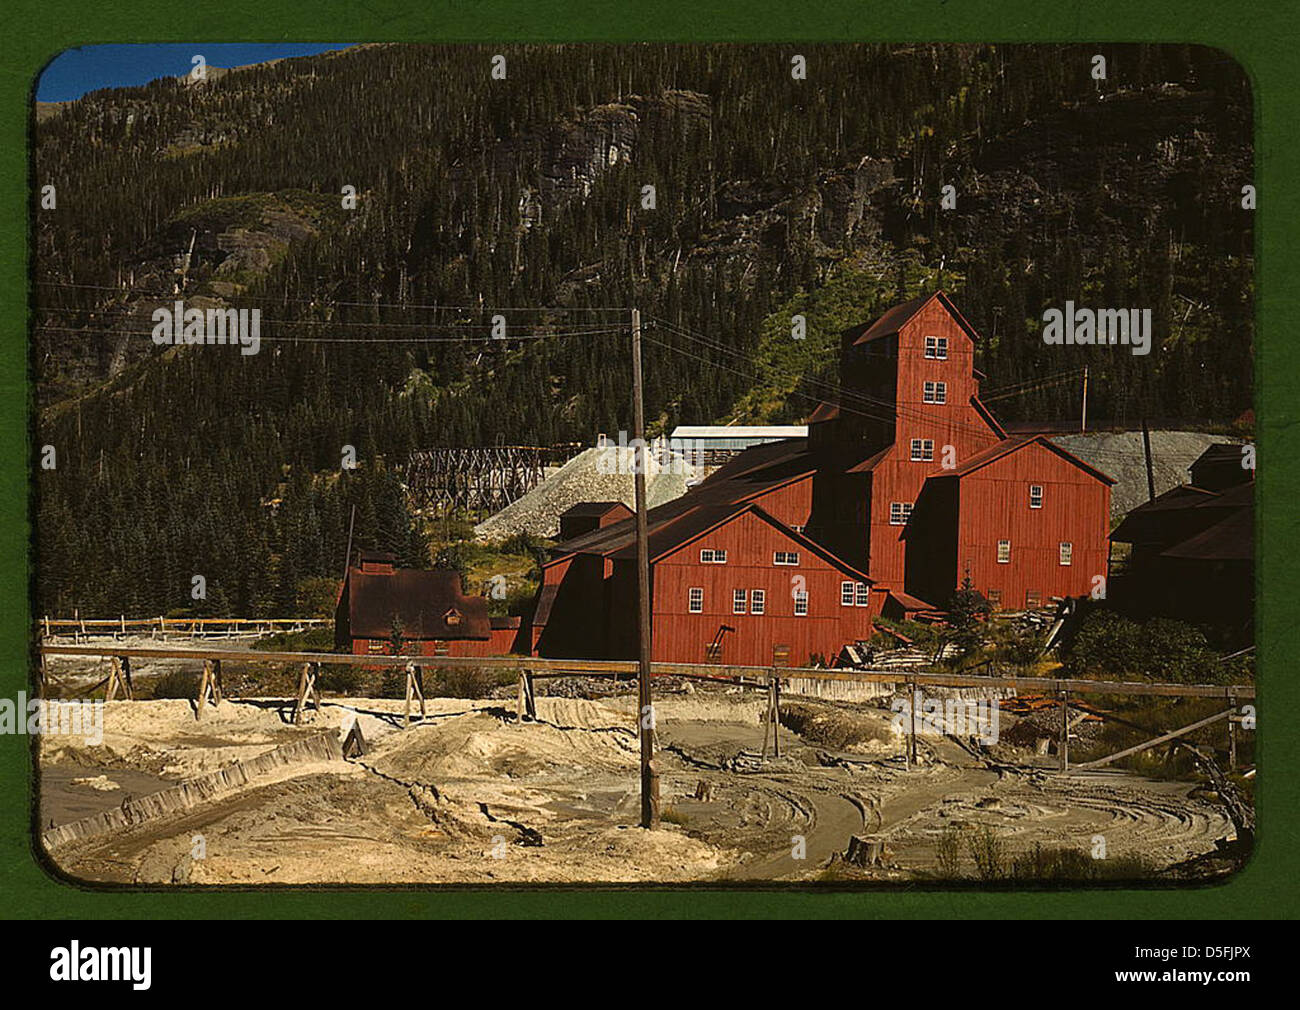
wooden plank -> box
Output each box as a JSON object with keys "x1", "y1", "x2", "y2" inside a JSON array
[{"x1": 1074, "y1": 709, "x2": 1234, "y2": 770}]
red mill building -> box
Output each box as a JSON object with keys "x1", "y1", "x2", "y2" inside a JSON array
[{"x1": 530, "y1": 292, "x2": 1113, "y2": 667}]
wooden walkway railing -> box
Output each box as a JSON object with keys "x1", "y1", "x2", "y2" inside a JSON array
[
  {"x1": 37, "y1": 644, "x2": 1254, "y2": 699},
  {"x1": 37, "y1": 643, "x2": 1256, "y2": 773},
  {"x1": 39, "y1": 616, "x2": 331, "y2": 640}
]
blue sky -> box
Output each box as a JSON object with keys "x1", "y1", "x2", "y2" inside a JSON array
[{"x1": 36, "y1": 44, "x2": 356, "y2": 102}]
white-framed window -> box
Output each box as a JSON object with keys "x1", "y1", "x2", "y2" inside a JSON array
[
  {"x1": 855, "y1": 582, "x2": 871, "y2": 607},
  {"x1": 924, "y1": 335, "x2": 949, "y2": 360},
  {"x1": 923, "y1": 380, "x2": 947, "y2": 404},
  {"x1": 774, "y1": 550, "x2": 800, "y2": 566},
  {"x1": 733, "y1": 588, "x2": 748, "y2": 614},
  {"x1": 910, "y1": 438, "x2": 935, "y2": 462},
  {"x1": 688, "y1": 587, "x2": 703, "y2": 613},
  {"x1": 889, "y1": 501, "x2": 914, "y2": 525},
  {"x1": 700, "y1": 548, "x2": 728, "y2": 564},
  {"x1": 841, "y1": 581, "x2": 855, "y2": 606},
  {"x1": 750, "y1": 589, "x2": 765, "y2": 615},
  {"x1": 1029, "y1": 485, "x2": 1044, "y2": 509},
  {"x1": 791, "y1": 524, "x2": 805, "y2": 533},
  {"x1": 793, "y1": 590, "x2": 809, "y2": 616},
  {"x1": 1059, "y1": 542, "x2": 1073, "y2": 566},
  {"x1": 997, "y1": 540, "x2": 1011, "y2": 564}
]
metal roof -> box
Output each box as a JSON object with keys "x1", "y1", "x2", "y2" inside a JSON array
[{"x1": 669, "y1": 425, "x2": 808, "y2": 440}]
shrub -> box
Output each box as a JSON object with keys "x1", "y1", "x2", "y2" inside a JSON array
[
  {"x1": 1066, "y1": 611, "x2": 1213, "y2": 682},
  {"x1": 966, "y1": 826, "x2": 1007, "y2": 881},
  {"x1": 295, "y1": 576, "x2": 342, "y2": 618},
  {"x1": 1066, "y1": 611, "x2": 1146, "y2": 677},
  {"x1": 429, "y1": 666, "x2": 516, "y2": 699},
  {"x1": 318, "y1": 664, "x2": 364, "y2": 694},
  {"x1": 936, "y1": 825, "x2": 964, "y2": 878}
]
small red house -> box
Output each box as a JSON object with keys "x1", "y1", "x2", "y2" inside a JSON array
[
  {"x1": 335, "y1": 550, "x2": 522, "y2": 657},
  {"x1": 558, "y1": 501, "x2": 633, "y2": 541}
]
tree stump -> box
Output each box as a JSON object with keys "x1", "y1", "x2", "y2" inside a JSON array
[{"x1": 845, "y1": 834, "x2": 885, "y2": 868}]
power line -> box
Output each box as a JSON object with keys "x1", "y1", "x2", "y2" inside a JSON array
[
  {"x1": 33, "y1": 311, "x2": 623, "y2": 332},
  {"x1": 32, "y1": 323, "x2": 627, "y2": 343},
  {"x1": 639, "y1": 332, "x2": 902, "y2": 429},
  {"x1": 648, "y1": 315, "x2": 1008, "y2": 441},
  {"x1": 32, "y1": 280, "x2": 630, "y2": 314}
]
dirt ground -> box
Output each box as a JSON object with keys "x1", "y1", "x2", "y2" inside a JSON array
[{"x1": 38, "y1": 685, "x2": 1239, "y2": 885}]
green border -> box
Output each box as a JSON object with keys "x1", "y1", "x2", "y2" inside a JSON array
[{"x1": 4, "y1": 1, "x2": 1294, "y2": 920}]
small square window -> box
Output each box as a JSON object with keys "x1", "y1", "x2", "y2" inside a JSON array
[
  {"x1": 924, "y1": 336, "x2": 949, "y2": 360},
  {"x1": 909, "y1": 439, "x2": 934, "y2": 462},
  {"x1": 997, "y1": 540, "x2": 1011, "y2": 564},
  {"x1": 889, "y1": 501, "x2": 914, "y2": 525}
]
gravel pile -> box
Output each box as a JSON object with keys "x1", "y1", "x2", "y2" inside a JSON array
[
  {"x1": 1050, "y1": 430, "x2": 1244, "y2": 518},
  {"x1": 474, "y1": 446, "x2": 695, "y2": 541}
]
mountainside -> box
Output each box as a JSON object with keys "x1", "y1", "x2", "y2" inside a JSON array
[{"x1": 31, "y1": 43, "x2": 1254, "y2": 617}]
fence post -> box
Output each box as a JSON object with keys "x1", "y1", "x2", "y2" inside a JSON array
[{"x1": 1059, "y1": 688, "x2": 1070, "y2": 772}]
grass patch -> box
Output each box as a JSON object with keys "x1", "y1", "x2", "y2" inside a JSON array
[
  {"x1": 927, "y1": 828, "x2": 1158, "y2": 882},
  {"x1": 252, "y1": 625, "x2": 336, "y2": 653}
]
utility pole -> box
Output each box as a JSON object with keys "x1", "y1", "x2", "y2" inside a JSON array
[
  {"x1": 341, "y1": 504, "x2": 356, "y2": 584},
  {"x1": 1142, "y1": 417, "x2": 1156, "y2": 502},
  {"x1": 631, "y1": 308, "x2": 659, "y2": 829},
  {"x1": 1080, "y1": 366, "x2": 1089, "y2": 433}
]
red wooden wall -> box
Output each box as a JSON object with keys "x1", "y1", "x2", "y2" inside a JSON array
[
  {"x1": 649, "y1": 510, "x2": 878, "y2": 667},
  {"x1": 952, "y1": 441, "x2": 1111, "y2": 609},
  {"x1": 864, "y1": 299, "x2": 1002, "y2": 586}
]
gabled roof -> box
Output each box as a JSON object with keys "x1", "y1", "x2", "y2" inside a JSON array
[
  {"x1": 560, "y1": 501, "x2": 630, "y2": 519},
  {"x1": 607, "y1": 502, "x2": 874, "y2": 584},
  {"x1": 929, "y1": 435, "x2": 1115, "y2": 485},
  {"x1": 846, "y1": 445, "x2": 893, "y2": 474},
  {"x1": 844, "y1": 290, "x2": 981, "y2": 348},
  {"x1": 807, "y1": 400, "x2": 839, "y2": 423},
  {"x1": 971, "y1": 396, "x2": 1008, "y2": 439},
  {"x1": 342, "y1": 568, "x2": 491, "y2": 641},
  {"x1": 549, "y1": 439, "x2": 819, "y2": 561},
  {"x1": 1191, "y1": 443, "x2": 1246, "y2": 468},
  {"x1": 1160, "y1": 507, "x2": 1252, "y2": 562}
]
